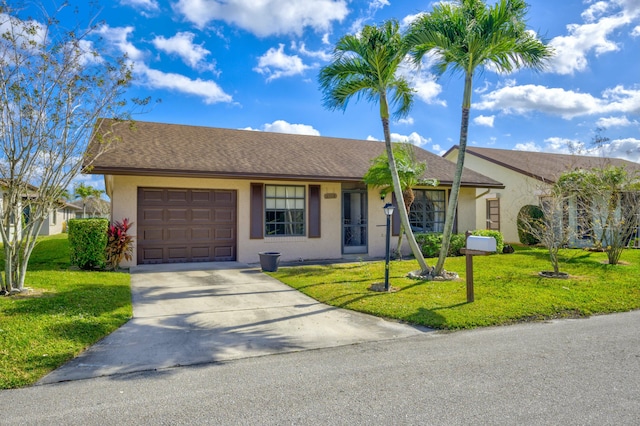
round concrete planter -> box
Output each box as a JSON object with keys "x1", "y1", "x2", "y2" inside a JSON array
[{"x1": 259, "y1": 252, "x2": 281, "y2": 272}]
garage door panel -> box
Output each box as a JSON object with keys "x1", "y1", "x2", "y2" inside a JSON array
[
  {"x1": 138, "y1": 188, "x2": 237, "y2": 264},
  {"x1": 142, "y1": 228, "x2": 164, "y2": 241},
  {"x1": 214, "y1": 227, "x2": 234, "y2": 240},
  {"x1": 142, "y1": 208, "x2": 164, "y2": 222},
  {"x1": 214, "y1": 191, "x2": 234, "y2": 203},
  {"x1": 191, "y1": 227, "x2": 212, "y2": 240},
  {"x1": 167, "y1": 190, "x2": 188, "y2": 203},
  {"x1": 214, "y1": 246, "x2": 234, "y2": 259},
  {"x1": 140, "y1": 189, "x2": 164, "y2": 203},
  {"x1": 191, "y1": 191, "x2": 212, "y2": 203},
  {"x1": 167, "y1": 208, "x2": 189, "y2": 222},
  {"x1": 192, "y1": 209, "x2": 212, "y2": 221},
  {"x1": 141, "y1": 248, "x2": 163, "y2": 263},
  {"x1": 166, "y1": 227, "x2": 189, "y2": 240},
  {"x1": 214, "y1": 208, "x2": 234, "y2": 222}
]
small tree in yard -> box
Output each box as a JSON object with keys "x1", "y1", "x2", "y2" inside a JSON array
[
  {"x1": 557, "y1": 166, "x2": 640, "y2": 265},
  {"x1": 74, "y1": 183, "x2": 104, "y2": 218},
  {"x1": 0, "y1": 2, "x2": 142, "y2": 294},
  {"x1": 518, "y1": 185, "x2": 572, "y2": 277},
  {"x1": 363, "y1": 143, "x2": 438, "y2": 258}
]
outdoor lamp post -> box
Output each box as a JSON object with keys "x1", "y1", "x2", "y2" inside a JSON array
[{"x1": 383, "y1": 203, "x2": 395, "y2": 291}]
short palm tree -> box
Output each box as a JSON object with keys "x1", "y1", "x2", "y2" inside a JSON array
[
  {"x1": 319, "y1": 20, "x2": 432, "y2": 275},
  {"x1": 74, "y1": 183, "x2": 104, "y2": 218},
  {"x1": 363, "y1": 143, "x2": 438, "y2": 257},
  {"x1": 407, "y1": 0, "x2": 553, "y2": 275}
]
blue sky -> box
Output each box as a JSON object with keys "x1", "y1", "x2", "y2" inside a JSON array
[{"x1": 22, "y1": 1, "x2": 640, "y2": 190}]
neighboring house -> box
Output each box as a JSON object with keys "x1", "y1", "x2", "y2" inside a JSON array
[
  {"x1": 443, "y1": 146, "x2": 640, "y2": 246},
  {"x1": 70, "y1": 198, "x2": 110, "y2": 219},
  {"x1": 84, "y1": 119, "x2": 503, "y2": 267},
  {"x1": 37, "y1": 202, "x2": 83, "y2": 236}
]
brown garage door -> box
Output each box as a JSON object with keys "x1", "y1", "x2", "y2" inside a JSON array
[{"x1": 137, "y1": 188, "x2": 237, "y2": 264}]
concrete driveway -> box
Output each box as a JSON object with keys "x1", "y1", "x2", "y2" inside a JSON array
[{"x1": 39, "y1": 262, "x2": 425, "y2": 384}]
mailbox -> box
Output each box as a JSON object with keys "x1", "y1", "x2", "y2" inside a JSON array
[{"x1": 466, "y1": 235, "x2": 497, "y2": 252}]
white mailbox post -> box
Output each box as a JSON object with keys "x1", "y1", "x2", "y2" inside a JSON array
[{"x1": 460, "y1": 232, "x2": 497, "y2": 302}]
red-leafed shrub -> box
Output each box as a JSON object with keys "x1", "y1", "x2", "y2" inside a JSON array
[{"x1": 106, "y1": 218, "x2": 134, "y2": 270}]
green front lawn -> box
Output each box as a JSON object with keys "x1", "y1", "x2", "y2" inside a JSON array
[
  {"x1": 271, "y1": 245, "x2": 640, "y2": 330},
  {"x1": 0, "y1": 234, "x2": 132, "y2": 389}
]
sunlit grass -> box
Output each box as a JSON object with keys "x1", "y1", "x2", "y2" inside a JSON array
[
  {"x1": 271, "y1": 245, "x2": 640, "y2": 330},
  {"x1": 0, "y1": 234, "x2": 132, "y2": 389}
]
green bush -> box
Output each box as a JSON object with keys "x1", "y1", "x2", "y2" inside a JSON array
[
  {"x1": 68, "y1": 218, "x2": 108, "y2": 270},
  {"x1": 471, "y1": 229, "x2": 504, "y2": 253},
  {"x1": 415, "y1": 233, "x2": 466, "y2": 258},
  {"x1": 517, "y1": 205, "x2": 543, "y2": 245}
]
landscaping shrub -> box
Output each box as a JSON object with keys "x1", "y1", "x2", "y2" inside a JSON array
[
  {"x1": 472, "y1": 229, "x2": 504, "y2": 254},
  {"x1": 106, "y1": 218, "x2": 134, "y2": 270},
  {"x1": 415, "y1": 233, "x2": 466, "y2": 258},
  {"x1": 68, "y1": 218, "x2": 108, "y2": 270},
  {"x1": 517, "y1": 204, "x2": 543, "y2": 245}
]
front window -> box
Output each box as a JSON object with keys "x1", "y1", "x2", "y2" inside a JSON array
[
  {"x1": 265, "y1": 185, "x2": 305, "y2": 236},
  {"x1": 409, "y1": 189, "x2": 446, "y2": 233}
]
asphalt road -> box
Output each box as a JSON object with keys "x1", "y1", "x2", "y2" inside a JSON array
[{"x1": 3, "y1": 310, "x2": 640, "y2": 425}]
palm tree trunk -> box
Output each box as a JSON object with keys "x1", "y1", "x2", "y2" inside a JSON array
[
  {"x1": 380, "y1": 95, "x2": 431, "y2": 275},
  {"x1": 435, "y1": 72, "x2": 473, "y2": 276}
]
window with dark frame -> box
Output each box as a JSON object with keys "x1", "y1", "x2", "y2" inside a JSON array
[
  {"x1": 409, "y1": 189, "x2": 446, "y2": 233},
  {"x1": 265, "y1": 185, "x2": 305, "y2": 236}
]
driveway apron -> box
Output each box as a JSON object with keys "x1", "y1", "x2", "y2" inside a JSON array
[{"x1": 39, "y1": 262, "x2": 425, "y2": 384}]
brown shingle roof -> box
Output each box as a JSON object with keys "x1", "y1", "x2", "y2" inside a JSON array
[
  {"x1": 85, "y1": 119, "x2": 503, "y2": 188},
  {"x1": 445, "y1": 145, "x2": 640, "y2": 183}
]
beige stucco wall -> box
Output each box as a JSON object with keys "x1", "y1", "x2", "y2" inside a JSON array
[
  {"x1": 444, "y1": 150, "x2": 550, "y2": 243},
  {"x1": 109, "y1": 175, "x2": 357, "y2": 266},
  {"x1": 107, "y1": 176, "x2": 480, "y2": 266}
]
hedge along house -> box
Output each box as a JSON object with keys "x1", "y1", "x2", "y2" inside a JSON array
[
  {"x1": 443, "y1": 146, "x2": 640, "y2": 246},
  {"x1": 84, "y1": 119, "x2": 503, "y2": 267}
]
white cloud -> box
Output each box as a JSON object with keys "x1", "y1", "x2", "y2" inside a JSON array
[
  {"x1": 431, "y1": 144, "x2": 445, "y2": 156},
  {"x1": 254, "y1": 44, "x2": 310, "y2": 81},
  {"x1": 173, "y1": 0, "x2": 348, "y2": 36},
  {"x1": 292, "y1": 41, "x2": 332, "y2": 62},
  {"x1": 396, "y1": 117, "x2": 414, "y2": 126},
  {"x1": 473, "y1": 83, "x2": 640, "y2": 119},
  {"x1": 397, "y1": 59, "x2": 445, "y2": 106},
  {"x1": 244, "y1": 120, "x2": 320, "y2": 136},
  {"x1": 473, "y1": 115, "x2": 495, "y2": 127},
  {"x1": 547, "y1": 0, "x2": 640, "y2": 75},
  {"x1": 152, "y1": 32, "x2": 214, "y2": 71},
  {"x1": 401, "y1": 12, "x2": 425, "y2": 29},
  {"x1": 513, "y1": 142, "x2": 542, "y2": 152},
  {"x1": 96, "y1": 25, "x2": 145, "y2": 62},
  {"x1": 390, "y1": 132, "x2": 431, "y2": 147},
  {"x1": 119, "y1": 0, "x2": 159, "y2": 11},
  {"x1": 632, "y1": 25, "x2": 640, "y2": 36},
  {"x1": 596, "y1": 115, "x2": 638, "y2": 128},
  {"x1": 137, "y1": 64, "x2": 232, "y2": 104},
  {"x1": 599, "y1": 137, "x2": 640, "y2": 162},
  {"x1": 514, "y1": 138, "x2": 589, "y2": 155}
]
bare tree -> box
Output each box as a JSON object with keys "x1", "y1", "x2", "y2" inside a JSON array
[
  {"x1": 0, "y1": 2, "x2": 140, "y2": 294},
  {"x1": 518, "y1": 186, "x2": 573, "y2": 277},
  {"x1": 557, "y1": 166, "x2": 640, "y2": 265}
]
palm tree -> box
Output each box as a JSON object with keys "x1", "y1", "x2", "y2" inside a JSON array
[
  {"x1": 407, "y1": 0, "x2": 553, "y2": 275},
  {"x1": 319, "y1": 20, "x2": 432, "y2": 275},
  {"x1": 74, "y1": 183, "x2": 104, "y2": 218},
  {"x1": 363, "y1": 143, "x2": 438, "y2": 257}
]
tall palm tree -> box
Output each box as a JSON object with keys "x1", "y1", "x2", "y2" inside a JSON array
[
  {"x1": 319, "y1": 20, "x2": 432, "y2": 275},
  {"x1": 363, "y1": 143, "x2": 438, "y2": 257},
  {"x1": 407, "y1": 0, "x2": 553, "y2": 275}
]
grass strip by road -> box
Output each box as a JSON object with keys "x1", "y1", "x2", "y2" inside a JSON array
[
  {"x1": 270, "y1": 245, "x2": 640, "y2": 330},
  {"x1": 0, "y1": 234, "x2": 132, "y2": 389}
]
